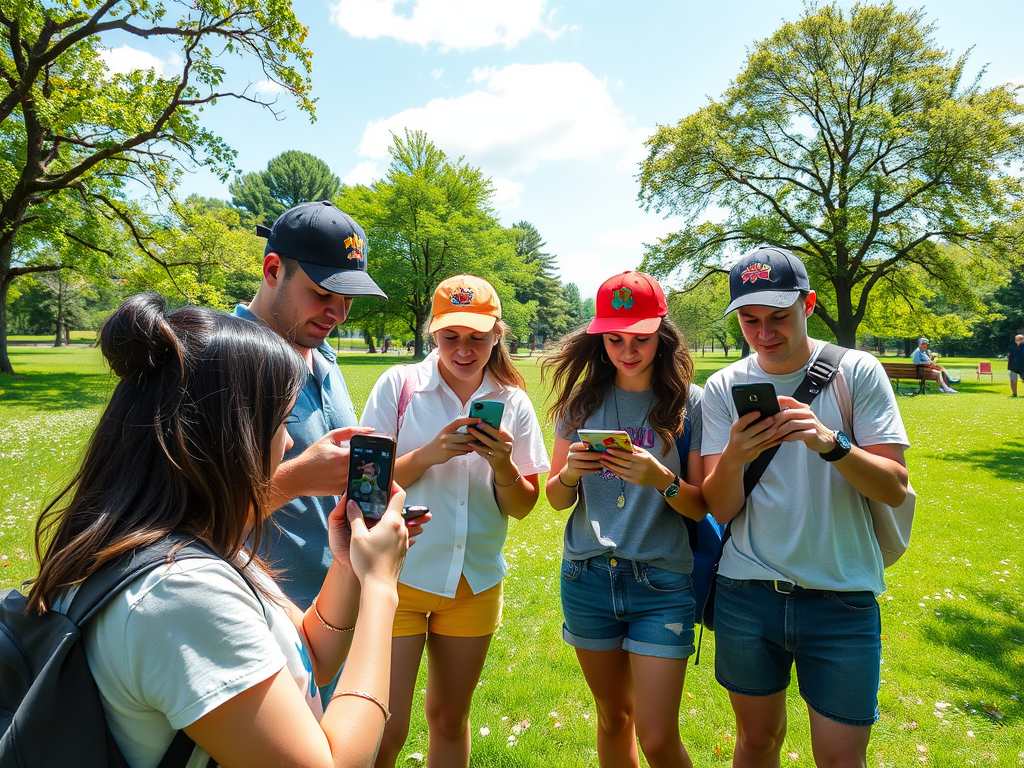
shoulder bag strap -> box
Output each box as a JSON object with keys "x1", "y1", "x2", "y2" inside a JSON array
[
  {"x1": 721, "y1": 343, "x2": 849, "y2": 548},
  {"x1": 396, "y1": 364, "x2": 418, "y2": 432}
]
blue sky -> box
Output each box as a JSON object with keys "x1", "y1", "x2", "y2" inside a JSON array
[{"x1": 101, "y1": 0, "x2": 1024, "y2": 299}]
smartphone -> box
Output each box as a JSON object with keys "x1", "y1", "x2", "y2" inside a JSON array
[
  {"x1": 457, "y1": 399, "x2": 506, "y2": 434},
  {"x1": 347, "y1": 434, "x2": 397, "y2": 524},
  {"x1": 577, "y1": 429, "x2": 635, "y2": 453},
  {"x1": 731, "y1": 383, "x2": 781, "y2": 423}
]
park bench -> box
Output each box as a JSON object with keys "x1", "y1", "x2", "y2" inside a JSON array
[{"x1": 880, "y1": 362, "x2": 927, "y2": 396}]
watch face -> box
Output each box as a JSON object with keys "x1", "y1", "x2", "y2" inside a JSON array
[
  {"x1": 836, "y1": 432, "x2": 852, "y2": 451},
  {"x1": 663, "y1": 482, "x2": 679, "y2": 498}
]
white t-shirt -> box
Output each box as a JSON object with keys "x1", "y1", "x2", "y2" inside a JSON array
[
  {"x1": 63, "y1": 557, "x2": 321, "y2": 768},
  {"x1": 360, "y1": 352, "x2": 550, "y2": 597},
  {"x1": 701, "y1": 341, "x2": 909, "y2": 595}
]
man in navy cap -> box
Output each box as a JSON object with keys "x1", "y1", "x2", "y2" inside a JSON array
[
  {"x1": 700, "y1": 246, "x2": 911, "y2": 766},
  {"x1": 234, "y1": 201, "x2": 387, "y2": 614}
]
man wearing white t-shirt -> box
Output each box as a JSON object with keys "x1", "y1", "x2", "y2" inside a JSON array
[{"x1": 701, "y1": 247, "x2": 910, "y2": 768}]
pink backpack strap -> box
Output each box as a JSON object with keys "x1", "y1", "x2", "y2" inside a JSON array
[{"x1": 396, "y1": 365, "x2": 417, "y2": 432}]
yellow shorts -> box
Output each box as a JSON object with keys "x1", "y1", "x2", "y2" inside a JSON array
[{"x1": 393, "y1": 576, "x2": 503, "y2": 638}]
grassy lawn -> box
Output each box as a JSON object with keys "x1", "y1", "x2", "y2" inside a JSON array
[{"x1": 1, "y1": 346, "x2": 1021, "y2": 766}]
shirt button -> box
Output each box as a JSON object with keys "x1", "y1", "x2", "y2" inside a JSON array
[
  {"x1": 460, "y1": 500, "x2": 466, "y2": 506},
  {"x1": 609, "y1": 558, "x2": 618, "y2": 567},
  {"x1": 456, "y1": 544, "x2": 463, "y2": 550}
]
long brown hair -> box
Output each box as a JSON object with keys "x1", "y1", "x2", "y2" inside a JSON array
[
  {"x1": 543, "y1": 318, "x2": 694, "y2": 453},
  {"x1": 28, "y1": 293, "x2": 306, "y2": 613}
]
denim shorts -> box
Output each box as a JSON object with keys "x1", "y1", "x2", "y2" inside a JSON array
[
  {"x1": 560, "y1": 555, "x2": 696, "y2": 659},
  {"x1": 713, "y1": 576, "x2": 882, "y2": 727}
]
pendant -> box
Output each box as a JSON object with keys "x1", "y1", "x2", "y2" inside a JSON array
[{"x1": 616, "y1": 494, "x2": 625, "y2": 509}]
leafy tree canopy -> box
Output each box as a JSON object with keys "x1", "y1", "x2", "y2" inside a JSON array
[
  {"x1": 230, "y1": 150, "x2": 340, "y2": 225},
  {"x1": 0, "y1": 0, "x2": 314, "y2": 374},
  {"x1": 639, "y1": 1, "x2": 1024, "y2": 347}
]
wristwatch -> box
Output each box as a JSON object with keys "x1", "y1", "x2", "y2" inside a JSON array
[
  {"x1": 660, "y1": 474, "x2": 681, "y2": 498},
  {"x1": 820, "y1": 430, "x2": 852, "y2": 462}
]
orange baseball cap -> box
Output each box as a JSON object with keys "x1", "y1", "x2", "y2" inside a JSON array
[{"x1": 428, "y1": 275, "x2": 502, "y2": 334}]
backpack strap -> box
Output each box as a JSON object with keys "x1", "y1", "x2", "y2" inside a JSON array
[
  {"x1": 717, "y1": 343, "x2": 850, "y2": 574},
  {"x1": 674, "y1": 411, "x2": 692, "y2": 481},
  {"x1": 66, "y1": 538, "x2": 222, "y2": 626},
  {"x1": 396, "y1": 364, "x2": 418, "y2": 432}
]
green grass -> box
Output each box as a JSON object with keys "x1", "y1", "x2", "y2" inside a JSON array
[{"x1": 1, "y1": 347, "x2": 1021, "y2": 766}]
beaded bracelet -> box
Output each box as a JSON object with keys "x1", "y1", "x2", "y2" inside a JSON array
[
  {"x1": 311, "y1": 597, "x2": 355, "y2": 633},
  {"x1": 331, "y1": 689, "x2": 391, "y2": 722}
]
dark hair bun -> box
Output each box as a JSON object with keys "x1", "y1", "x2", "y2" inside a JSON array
[{"x1": 101, "y1": 293, "x2": 183, "y2": 379}]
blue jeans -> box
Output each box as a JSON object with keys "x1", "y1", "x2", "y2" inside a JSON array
[
  {"x1": 713, "y1": 577, "x2": 882, "y2": 726},
  {"x1": 560, "y1": 556, "x2": 696, "y2": 659}
]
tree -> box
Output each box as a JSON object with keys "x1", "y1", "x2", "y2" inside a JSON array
[
  {"x1": 667, "y1": 272, "x2": 736, "y2": 356},
  {"x1": 0, "y1": 0, "x2": 313, "y2": 374},
  {"x1": 230, "y1": 150, "x2": 340, "y2": 225},
  {"x1": 339, "y1": 130, "x2": 534, "y2": 358},
  {"x1": 639, "y1": 2, "x2": 1024, "y2": 347},
  {"x1": 511, "y1": 220, "x2": 571, "y2": 346}
]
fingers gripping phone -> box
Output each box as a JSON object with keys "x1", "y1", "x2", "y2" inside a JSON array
[
  {"x1": 731, "y1": 383, "x2": 781, "y2": 423},
  {"x1": 347, "y1": 434, "x2": 397, "y2": 524},
  {"x1": 456, "y1": 399, "x2": 505, "y2": 434}
]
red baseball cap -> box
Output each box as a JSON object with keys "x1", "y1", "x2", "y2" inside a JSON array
[{"x1": 586, "y1": 271, "x2": 668, "y2": 335}]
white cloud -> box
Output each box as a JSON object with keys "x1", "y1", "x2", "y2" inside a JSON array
[
  {"x1": 343, "y1": 161, "x2": 383, "y2": 186},
  {"x1": 254, "y1": 79, "x2": 285, "y2": 95},
  {"x1": 430, "y1": 68, "x2": 444, "y2": 80},
  {"x1": 329, "y1": 0, "x2": 564, "y2": 51},
  {"x1": 358, "y1": 62, "x2": 638, "y2": 174},
  {"x1": 596, "y1": 219, "x2": 680, "y2": 250},
  {"x1": 489, "y1": 176, "x2": 523, "y2": 210},
  {"x1": 98, "y1": 45, "x2": 168, "y2": 76}
]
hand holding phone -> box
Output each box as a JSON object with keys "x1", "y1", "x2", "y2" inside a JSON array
[
  {"x1": 577, "y1": 429, "x2": 635, "y2": 453},
  {"x1": 347, "y1": 434, "x2": 397, "y2": 525}
]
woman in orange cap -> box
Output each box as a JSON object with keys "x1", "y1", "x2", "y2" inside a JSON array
[{"x1": 361, "y1": 275, "x2": 550, "y2": 768}]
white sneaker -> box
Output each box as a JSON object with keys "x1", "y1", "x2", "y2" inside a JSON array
[{"x1": 942, "y1": 387, "x2": 958, "y2": 393}]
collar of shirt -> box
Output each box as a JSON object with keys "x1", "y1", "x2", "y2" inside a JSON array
[{"x1": 416, "y1": 349, "x2": 506, "y2": 405}]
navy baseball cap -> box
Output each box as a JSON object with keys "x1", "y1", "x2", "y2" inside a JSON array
[
  {"x1": 724, "y1": 246, "x2": 810, "y2": 315},
  {"x1": 256, "y1": 201, "x2": 387, "y2": 299}
]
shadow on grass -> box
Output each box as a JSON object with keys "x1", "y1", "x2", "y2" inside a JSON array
[
  {"x1": 917, "y1": 590, "x2": 1024, "y2": 722},
  {"x1": 0, "y1": 371, "x2": 115, "y2": 410},
  {"x1": 940, "y1": 439, "x2": 1024, "y2": 484}
]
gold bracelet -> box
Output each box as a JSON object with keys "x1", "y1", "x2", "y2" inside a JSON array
[
  {"x1": 557, "y1": 471, "x2": 580, "y2": 488},
  {"x1": 331, "y1": 689, "x2": 391, "y2": 722},
  {"x1": 493, "y1": 470, "x2": 522, "y2": 488},
  {"x1": 311, "y1": 597, "x2": 355, "y2": 633}
]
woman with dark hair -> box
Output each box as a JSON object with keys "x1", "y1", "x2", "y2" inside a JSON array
[
  {"x1": 360, "y1": 276, "x2": 549, "y2": 768},
  {"x1": 28, "y1": 293, "x2": 413, "y2": 768},
  {"x1": 543, "y1": 272, "x2": 707, "y2": 768}
]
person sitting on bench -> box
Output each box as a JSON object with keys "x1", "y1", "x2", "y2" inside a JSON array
[{"x1": 912, "y1": 338, "x2": 957, "y2": 393}]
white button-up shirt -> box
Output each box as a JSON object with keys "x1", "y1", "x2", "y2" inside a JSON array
[{"x1": 361, "y1": 352, "x2": 550, "y2": 597}]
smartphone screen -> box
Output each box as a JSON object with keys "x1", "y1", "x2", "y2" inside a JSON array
[
  {"x1": 731, "y1": 383, "x2": 781, "y2": 422},
  {"x1": 348, "y1": 435, "x2": 396, "y2": 522},
  {"x1": 577, "y1": 429, "x2": 635, "y2": 452}
]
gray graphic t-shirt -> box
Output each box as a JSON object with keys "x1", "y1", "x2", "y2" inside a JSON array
[{"x1": 560, "y1": 384, "x2": 703, "y2": 574}]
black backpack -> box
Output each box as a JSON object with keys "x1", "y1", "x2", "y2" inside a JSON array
[{"x1": 0, "y1": 540, "x2": 214, "y2": 768}]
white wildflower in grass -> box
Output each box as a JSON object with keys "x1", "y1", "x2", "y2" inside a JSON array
[{"x1": 479, "y1": 727, "x2": 490, "y2": 737}]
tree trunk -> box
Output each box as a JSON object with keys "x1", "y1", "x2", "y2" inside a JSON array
[
  {"x1": 362, "y1": 328, "x2": 377, "y2": 353},
  {"x1": 0, "y1": 265, "x2": 13, "y2": 375}
]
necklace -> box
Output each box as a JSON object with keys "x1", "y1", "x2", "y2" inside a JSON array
[{"x1": 611, "y1": 386, "x2": 656, "y2": 510}]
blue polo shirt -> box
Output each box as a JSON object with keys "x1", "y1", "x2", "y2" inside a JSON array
[{"x1": 233, "y1": 304, "x2": 358, "y2": 609}]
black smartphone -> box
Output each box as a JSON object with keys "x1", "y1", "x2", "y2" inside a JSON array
[
  {"x1": 402, "y1": 504, "x2": 429, "y2": 521},
  {"x1": 731, "y1": 383, "x2": 781, "y2": 423},
  {"x1": 347, "y1": 434, "x2": 397, "y2": 524}
]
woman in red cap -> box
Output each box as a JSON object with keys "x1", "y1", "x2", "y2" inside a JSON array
[
  {"x1": 544, "y1": 271, "x2": 707, "y2": 768},
  {"x1": 361, "y1": 275, "x2": 549, "y2": 768}
]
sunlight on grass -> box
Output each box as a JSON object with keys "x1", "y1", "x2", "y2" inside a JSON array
[{"x1": 1, "y1": 346, "x2": 1021, "y2": 765}]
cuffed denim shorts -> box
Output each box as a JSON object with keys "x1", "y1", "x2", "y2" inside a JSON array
[
  {"x1": 560, "y1": 555, "x2": 696, "y2": 659},
  {"x1": 713, "y1": 576, "x2": 882, "y2": 727}
]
